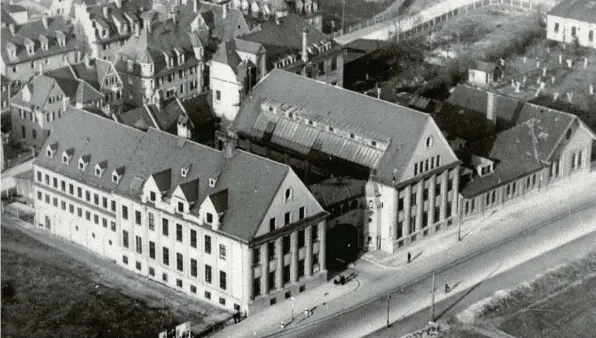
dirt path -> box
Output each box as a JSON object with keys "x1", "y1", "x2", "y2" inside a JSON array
[{"x1": 1, "y1": 215, "x2": 229, "y2": 337}]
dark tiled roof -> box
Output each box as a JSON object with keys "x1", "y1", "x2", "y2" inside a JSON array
[
  {"x1": 1, "y1": 8, "x2": 16, "y2": 27},
  {"x1": 119, "y1": 97, "x2": 187, "y2": 133},
  {"x1": 237, "y1": 13, "x2": 337, "y2": 68},
  {"x1": 471, "y1": 60, "x2": 496, "y2": 74},
  {"x1": 549, "y1": 0, "x2": 596, "y2": 23},
  {"x1": 308, "y1": 178, "x2": 365, "y2": 208},
  {"x1": 343, "y1": 39, "x2": 390, "y2": 64},
  {"x1": 1, "y1": 17, "x2": 79, "y2": 65},
  {"x1": 430, "y1": 102, "x2": 500, "y2": 142},
  {"x1": 446, "y1": 84, "x2": 522, "y2": 122},
  {"x1": 461, "y1": 122, "x2": 547, "y2": 197},
  {"x1": 181, "y1": 92, "x2": 215, "y2": 126},
  {"x1": 234, "y1": 69, "x2": 454, "y2": 184},
  {"x1": 198, "y1": 4, "x2": 253, "y2": 42},
  {"x1": 36, "y1": 107, "x2": 292, "y2": 241},
  {"x1": 210, "y1": 188, "x2": 229, "y2": 214},
  {"x1": 114, "y1": 17, "x2": 201, "y2": 76}
]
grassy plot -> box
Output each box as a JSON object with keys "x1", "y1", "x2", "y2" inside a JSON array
[
  {"x1": 319, "y1": 0, "x2": 393, "y2": 32},
  {"x1": 1, "y1": 225, "x2": 178, "y2": 338},
  {"x1": 454, "y1": 251, "x2": 596, "y2": 338}
]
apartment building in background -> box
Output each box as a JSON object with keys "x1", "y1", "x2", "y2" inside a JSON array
[
  {"x1": 34, "y1": 107, "x2": 329, "y2": 314},
  {"x1": 210, "y1": 13, "x2": 344, "y2": 122},
  {"x1": 230, "y1": 69, "x2": 461, "y2": 254},
  {"x1": 547, "y1": 0, "x2": 596, "y2": 49},
  {"x1": 10, "y1": 57, "x2": 123, "y2": 149},
  {"x1": 1, "y1": 15, "x2": 81, "y2": 82}
]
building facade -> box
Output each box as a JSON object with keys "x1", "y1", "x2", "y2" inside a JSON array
[
  {"x1": 113, "y1": 13, "x2": 207, "y2": 107},
  {"x1": 547, "y1": 0, "x2": 596, "y2": 49},
  {"x1": 1, "y1": 15, "x2": 81, "y2": 82},
  {"x1": 231, "y1": 70, "x2": 461, "y2": 254},
  {"x1": 34, "y1": 107, "x2": 328, "y2": 315},
  {"x1": 210, "y1": 13, "x2": 344, "y2": 122},
  {"x1": 10, "y1": 58, "x2": 123, "y2": 149}
]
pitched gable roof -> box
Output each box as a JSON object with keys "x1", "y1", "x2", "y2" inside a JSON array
[
  {"x1": 36, "y1": 106, "x2": 294, "y2": 242},
  {"x1": 446, "y1": 84, "x2": 522, "y2": 122},
  {"x1": 549, "y1": 0, "x2": 596, "y2": 23},
  {"x1": 210, "y1": 189, "x2": 229, "y2": 214},
  {"x1": 234, "y1": 69, "x2": 454, "y2": 184}
]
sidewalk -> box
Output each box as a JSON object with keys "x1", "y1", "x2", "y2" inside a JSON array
[
  {"x1": 214, "y1": 269, "x2": 360, "y2": 337},
  {"x1": 214, "y1": 171, "x2": 596, "y2": 338},
  {"x1": 363, "y1": 170, "x2": 596, "y2": 269}
]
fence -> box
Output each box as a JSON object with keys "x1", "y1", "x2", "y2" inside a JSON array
[
  {"x1": 2, "y1": 150, "x2": 35, "y2": 172},
  {"x1": 2, "y1": 202, "x2": 35, "y2": 224},
  {"x1": 332, "y1": 0, "x2": 535, "y2": 41}
]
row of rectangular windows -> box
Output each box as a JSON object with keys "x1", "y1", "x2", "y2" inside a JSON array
[
  {"x1": 37, "y1": 191, "x2": 116, "y2": 231},
  {"x1": 397, "y1": 176, "x2": 454, "y2": 211},
  {"x1": 268, "y1": 206, "x2": 306, "y2": 232},
  {"x1": 413, "y1": 155, "x2": 441, "y2": 176},
  {"x1": 36, "y1": 170, "x2": 116, "y2": 213},
  {"x1": 122, "y1": 211, "x2": 225, "y2": 258},
  {"x1": 251, "y1": 254, "x2": 320, "y2": 298},
  {"x1": 121, "y1": 251, "x2": 227, "y2": 289},
  {"x1": 252, "y1": 224, "x2": 319, "y2": 265},
  {"x1": 121, "y1": 256, "x2": 239, "y2": 310}
]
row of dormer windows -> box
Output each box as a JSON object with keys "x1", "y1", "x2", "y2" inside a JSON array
[
  {"x1": 36, "y1": 170, "x2": 118, "y2": 213},
  {"x1": 46, "y1": 145, "x2": 124, "y2": 184}
]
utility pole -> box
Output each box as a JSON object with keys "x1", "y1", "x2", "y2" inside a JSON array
[
  {"x1": 430, "y1": 273, "x2": 436, "y2": 322},
  {"x1": 342, "y1": 0, "x2": 346, "y2": 33},
  {"x1": 457, "y1": 197, "x2": 462, "y2": 241},
  {"x1": 386, "y1": 294, "x2": 391, "y2": 328}
]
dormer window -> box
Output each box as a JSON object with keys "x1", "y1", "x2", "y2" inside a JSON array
[
  {"x1": 181, "y1": 168, "x2": 187, "y2": 177},
  {"x1": 112, "y1": 166, "x2": 125, "y2": 183},
  {"x1": 61, "y1": 148, "x2": 74, "y2": 164},
  {"x1": 112, "y1": 173, "x2": 120, "y2": 183},
  {"x1": 46, "y1": 143, "x2": 58, "y2": 158},
  {"x1": 426, "y1": 136, "x2": 434, "y2": 148},
  {"x1": 371, "y1": 140, "x2": 377, "y2": 147},
  {"x1": 56, "y1": 31, "x2": 66, "y2": 47},
  {"x1": 78, "y1": 155, "x2": 91, "y2": 171},
  {"x1": 284, "y1": 188, "x2": 292, "y2": 202},
  {"x1": 209, "y1": 178, "x2": 216, "y2": 187},
  {"x1": 149, "y1": 191, "x2": 156, "y2": 202},
  {"x1": 177, "y1": 201, "x2": 184, "y2": 212},
  {"x1": 95, "y1": 161, "x2": 107, "y2": 177}
]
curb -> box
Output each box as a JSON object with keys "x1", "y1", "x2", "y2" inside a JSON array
[{"x1": 262, "y1": 198, "x2": 596, "y2": 338}]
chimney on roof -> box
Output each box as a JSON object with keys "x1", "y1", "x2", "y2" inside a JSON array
[
  {"x1": 38, "y1": 63, "x2": 44, "y2": 75},
  {"x1": 42, "y1": 14, "x2": 48, "y2": 29},
  {"x1": 102, "y1": 6, "x2": 109, "y2": 18},
  {"x1": 301, "y1": 27, "x2": 308, "y2": 63},
  {"x1": 144, "y1": 19, "x2": 152, "y2": 33},
  {"x1": 223, "y1": 139, "x2": 235, "y2": 159},
  {"x1": 553, "y1": 92, "x2": 559, "y2": 101},
  {"x1": 9, "y1": 23, "x2": 15, "y2": 36},
  {"x1": 486, "y1": 91, "x2": 496, "y2": 123},
  {"x1": 194, "y1": 0, "x2": 199, "y2": 13},
  {"x1": 222, "y1": 4, "x2": 227, "y2": 19}
]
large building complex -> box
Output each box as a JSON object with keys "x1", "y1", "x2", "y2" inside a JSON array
[
  {"x1": 34, "y1": 107, "x2": 329, "y2": 315},
  {"x1": 231, "y1": 69, "x2": 461, "y2": 254}
]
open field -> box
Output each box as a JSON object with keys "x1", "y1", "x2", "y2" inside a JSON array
[
  {"x1": 452, "y1": 251, "x2": 596, "y2": 338},
  {"x1": 1, "y1": 218, "x2": 228, "y2": 338}
]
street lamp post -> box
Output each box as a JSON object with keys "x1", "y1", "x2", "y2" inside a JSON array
[
  {"x1": 291, "y1": 297, "x2": 296, "y2": 321},
  {"x1": 457, "y1": 196, "x2": 463, "y2": 241}
]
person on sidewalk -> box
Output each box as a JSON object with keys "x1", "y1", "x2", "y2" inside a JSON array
[
  {"x1": 444, "y1": 283, "x2": 450, "y2": 293},
  {"x1": 407, "y1": 252, "x2": 412, "y2": 263},
  {"x1": 281, "y1": 321, "x2": 285, "y2": 329}
]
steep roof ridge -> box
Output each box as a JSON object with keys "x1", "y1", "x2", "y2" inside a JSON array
[
  {"x1": 66, "y1": 62, "x2": 105, "y2": 98},
  {"x1": 144, "y1": 105, "x2": 160, "y2": 129},
  {"x1": 524, "y1": 118, "x2": 542, "y2": 163},
  {"x1": 250, "y1": 166, "x2": 289, "y2": 239}
]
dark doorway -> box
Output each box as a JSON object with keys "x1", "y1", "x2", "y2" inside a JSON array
[{"x1": 326, "y1": 223, "x2": 360, "y2": 270}]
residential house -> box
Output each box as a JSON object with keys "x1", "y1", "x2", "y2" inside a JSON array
[
  {"x1": 10, "y1": 57, "x2": 123, "y2": 149},
  {"x1": 2, "y1": 74, "x2": 20, "y2": 118},
  {"x1": 547, "y1": 0, "x2": 596, "y2": 49},
  {"x1": 459, "y1": 105, "x2": 596, "y2": 219},
  {"x1": 118, "y1": 92, "x2": 216, "y2": 145},
  {"x1": 1, "y1": 15, "x2": 81, "y2": 82},
  {"x1": 72, "y1": 0, "x2": 152, "y2": 62},
  {"x1": 113, "y1": 11, "x2": 208, "y2": 107},
  {"x1": 231, "y1": 69, "x2": 461, "y2": 254},
  {"x1": 210, "y1": 13, "x2": 343, "y2": 122},
  {"x1": 2, "y1": 4, "x2": 29, "y2": 25},
  {"x1": 430, "y1": 84, "x2": 596, "y2": 219},
  {"x1": 468, "y1": 60, "x2": 499, "y2": 87},
  {"x1": 34, "y1": 106, "x2": 329, "y2": 314}
]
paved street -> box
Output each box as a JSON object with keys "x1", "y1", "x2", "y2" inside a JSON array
[{"x1": 273, "y1": 200, "x2": 596, "y2": 338}]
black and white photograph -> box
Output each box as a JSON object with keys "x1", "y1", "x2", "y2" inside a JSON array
[{"x1": 1, "y1": 0, "x2": 596, "y2": 337}]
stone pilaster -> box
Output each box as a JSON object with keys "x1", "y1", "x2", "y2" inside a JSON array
[
  {"x1": 290, "y1": 231, "x2": 298, "y2": 283},
  {"x1": 261, "y1": 243, "x2": 269, "y2": 295},
  {"x1": 305, "y1": 226, "x2": 313, "y2": 277},
  {"x1": 275, "y1": 238, "x2": 283, "y2": 288}
]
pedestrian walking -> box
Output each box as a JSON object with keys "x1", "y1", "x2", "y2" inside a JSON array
[
  {"x1": 444, "y1": 283, "x2": 450, "y2": 293},
  {"x1": 281, "y1": 321, "x2": 285, "y2": 329},
  {"x1": 407, "y1": 252, "x2": 412, "y2": 263}
]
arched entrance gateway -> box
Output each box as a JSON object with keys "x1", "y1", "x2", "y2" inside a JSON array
[{"x1": 326, "y1": 223, "x2": 360, "y2": 269}]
